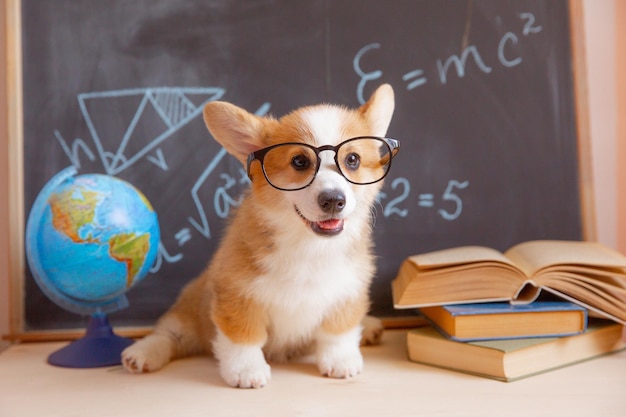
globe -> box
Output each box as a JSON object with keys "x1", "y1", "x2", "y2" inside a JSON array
[{"x1": 25, "y1": 166, "x2": 160, "y2": 368}]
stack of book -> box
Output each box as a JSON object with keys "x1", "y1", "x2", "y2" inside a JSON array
[{"x1": 391, "y1": 240, "x2": 626, "y2": 382}]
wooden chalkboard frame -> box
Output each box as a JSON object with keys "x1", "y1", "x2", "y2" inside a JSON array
[{"x1": 3, "y1": 0, "x2": 595, "y2": 341}]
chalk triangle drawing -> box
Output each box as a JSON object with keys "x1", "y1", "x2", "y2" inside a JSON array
[{"x1": 77, "y1": 87, "x2": 225, "y2": 175}]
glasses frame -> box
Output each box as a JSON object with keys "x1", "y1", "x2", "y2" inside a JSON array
[{"x1": 246, "y1": 136, "x2": 400, "y2": 191}]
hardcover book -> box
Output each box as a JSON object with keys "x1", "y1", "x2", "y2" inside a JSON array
[
  {"x1": 419, "y1": 301, "x2": 587, "y2": 341},
  {"x1": 406, "y1": 321, "x2": 626, "y2": 382},
  {"x1": 392, "y1": 240, "x2": 626, "y2": 324}
]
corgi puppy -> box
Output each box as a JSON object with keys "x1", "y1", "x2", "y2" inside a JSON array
[{"x1": 122, "y1": 84, "x2": 398, "y2": 388}]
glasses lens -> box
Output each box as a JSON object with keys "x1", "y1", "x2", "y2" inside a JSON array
[
  {"x1": 262, "y1": 144, "x2": 318, "y2": 190},
  {"x1": 337, "y1": 138, "x2": 392, "y2": 184}
]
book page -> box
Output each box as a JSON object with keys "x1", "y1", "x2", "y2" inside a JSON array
[
  {"x1": 504, "y1": 240, "x2": 626, "y2": 277},
  {"x1": 538, "y1": 282, "x2": 626, "y2": 325},
  {"x1": 408, "y1": 246, "x2": 518, "y2": 270}
]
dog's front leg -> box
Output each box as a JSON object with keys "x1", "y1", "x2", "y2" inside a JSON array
[
  {"x1": 213, "y1": 328, "x2": 270, "y2": 388},
  {"x1": 211, "y1": 298, "x2": 270, "y2": 388},
  {"x1": 316, "y1": 296, "x2": 369, "y2": 378},
  {"x1": 316, "y1": 325, "x2": 364, "y2": 378}
]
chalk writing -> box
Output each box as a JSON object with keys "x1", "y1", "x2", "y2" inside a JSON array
[
  {"x1": 437, "y1": 45, "x2": 492, "y2": 84},
  {"x1": 418, "y1": 194, "x2": 434, "y2": 207},
  {"x1": 175, "y1": 228, "x2": 192, "y2": 246},
  {"x1": 382, "y1": 177, "x2": 410, "y2": 218},
  {"x1": 402, "y1": 69, "x2": 427, "y2": 91},
  {"x1": 380, "y1": 178, "x2": 469, "y2": 222},
  {"x1": 438, "y1": 180, "x2": 469, "y2": 221},
  {"x1": 150, "y1": 242, "x2": 183, "y2": 274},
  {"x1": 353, "y1": 42, "x2": 383, "y2": 105},
  {"x1": 498, "y1": 32, "x2": 522, "y2": 68},
  {"x1": 353, "y1": 12, "x2": 543, "y2": 97},
  {"x1": 214, "y1": 169, "x2": 250, "y2": 219},
  {"x1": 520, "y1": 12, "x2": 543, "y2": 35},
  {"x1": 54, "y1": 130, "x2": 95, "y2": 169}
]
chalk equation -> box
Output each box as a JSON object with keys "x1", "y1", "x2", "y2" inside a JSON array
[
  {"x1": 354, "y1": 12, "x2": 543, "y2": 103},
  {"x1": 379, "y1": 178, "x2": 469, "y2": 221}
]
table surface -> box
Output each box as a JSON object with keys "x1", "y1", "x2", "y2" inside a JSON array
[{"x1": 1, "y1": 329, "x2": 625, "y2": 417}]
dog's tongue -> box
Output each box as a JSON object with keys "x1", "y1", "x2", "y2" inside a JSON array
[
  {"x1": 318, "y1": 219, "x2": 343, "y2": 230},
  {"x1": 311, "y1": 218, "x2": 345, "y2": 236}
]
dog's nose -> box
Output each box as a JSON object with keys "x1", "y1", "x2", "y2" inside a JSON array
[{"x1": 318, "y1": 190, "x2": 346, "y2": 214}]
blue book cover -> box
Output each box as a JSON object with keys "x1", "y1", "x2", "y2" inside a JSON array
[
  {"x1": 443, "y1": 301, "x2": 587, "y2": 316},
  {"x1": 419, "y1": 301, "x2": 588, "y2": 342}
]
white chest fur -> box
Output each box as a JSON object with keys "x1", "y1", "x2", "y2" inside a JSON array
[{"x1": 249, "y1": 232, "x2": 369, "y2": 357}]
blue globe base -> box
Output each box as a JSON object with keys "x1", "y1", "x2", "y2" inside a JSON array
[{"x1": 48, "y1": 314, "x2": 133, "y2": 368}]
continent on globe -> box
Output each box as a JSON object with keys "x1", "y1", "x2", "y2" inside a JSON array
[
  {"x1": 109, "y1": 232, "x2": 151, "y2": 288},
  {"x1": 49, "y1": 188, "x2": 99, "y2": 243}
]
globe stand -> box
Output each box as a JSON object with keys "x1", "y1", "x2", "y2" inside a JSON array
[{"x1": 48, "y1": 313, "x2": 134, "y2": 368}]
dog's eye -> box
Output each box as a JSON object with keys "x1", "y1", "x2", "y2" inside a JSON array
[
  {"x1": 291, "y1": 154, "x2": 310, "y2": 170},
  {"x1": 345, "y1": 153, "x2": 360, "y2": 170}
]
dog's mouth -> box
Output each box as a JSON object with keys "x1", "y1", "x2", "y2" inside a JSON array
[{"x1": 295, "y1": 206, "x2": 344, "y2": 237}]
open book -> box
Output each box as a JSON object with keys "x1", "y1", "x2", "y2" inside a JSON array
[{"x1": 391, "y1": 240, "x2": 626, "y2": 324}]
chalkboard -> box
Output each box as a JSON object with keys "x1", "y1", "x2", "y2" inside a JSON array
[{"x1": 15, "y1": 0, "x2": 591, "y2": 332}]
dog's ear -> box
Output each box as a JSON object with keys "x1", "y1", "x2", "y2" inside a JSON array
[
  {"x1": 359, "y1": 84, "x2": 395, "y2": 137},
  {"x1": 203, "y1": 102, "x2": 267, "y2": 165}
]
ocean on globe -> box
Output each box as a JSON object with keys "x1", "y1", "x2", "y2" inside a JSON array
[{"x1": 26, "y1": 167, "x2": 160, "y2": 315}]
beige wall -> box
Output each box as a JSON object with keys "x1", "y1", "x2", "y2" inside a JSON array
[
  {"x1": 583, "y1": 0, "x2": 618, "y2": 248},
  {"x1": 617, "y1": 1, "x2": 626, "y2": 254},
  {"x1": 0, "y1": 0, "x2": 10, "y2": 352},
  {"x1": 1, "y1": 1, "x2": 624, "y2": 351}
]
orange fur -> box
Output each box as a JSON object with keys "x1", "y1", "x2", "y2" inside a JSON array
[{"x1": 321, "y1": 292, "x2": 371, "y2": 335}]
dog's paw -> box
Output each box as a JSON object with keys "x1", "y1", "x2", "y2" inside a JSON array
[
  {"x1": 360, "y1": 315, "x2": 384, "y2": 346},
  {"x1": 121, "y1": 337, "x2": 171, "y2": 374},
  {"x1": 213, "y1": 330, "x2": 271, "y2": 388},
  {"x1": 316, "y1": 327, "x2": 364, "y2": 379},
  {"x1": 220, "y1": 360, "x2": 272, "y2": 389},
  {"x1": 218, "y1": 348, "x2": 271, "y2": 388},
  {"x1": 317, "y1": 346, "x2": 364, "y2": 379}
]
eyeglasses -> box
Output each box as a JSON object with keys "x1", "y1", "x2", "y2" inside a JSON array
[{"x1": 246, "y1": 136, "x2": 400, "y2": 191}]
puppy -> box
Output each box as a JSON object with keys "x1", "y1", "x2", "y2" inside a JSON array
[{"x1": 122, "y1": 84, "x2": 398, "y2": 388}]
